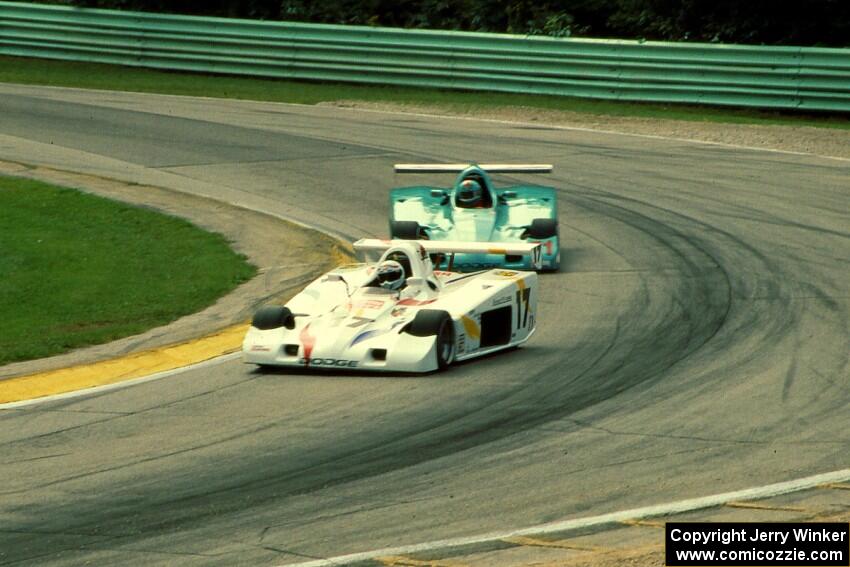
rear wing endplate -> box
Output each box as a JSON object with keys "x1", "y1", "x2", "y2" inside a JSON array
[
  {"x1": 394, "y1": 163, "x2": 552, "y2": 174},
  {"x1": 354, "y1": 238, "x2": 543, "y2": 270}
]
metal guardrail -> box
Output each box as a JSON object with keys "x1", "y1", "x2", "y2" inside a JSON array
[{"x1": 1, "y1": 1, "x2": 848, "y2": 111}]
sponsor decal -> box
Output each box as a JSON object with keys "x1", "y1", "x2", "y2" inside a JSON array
[
  {"x1": 299, "y1": 324, "x2": 316, "y2": 367},
  {"x1": 351, "y1": 329, "x2": 382, "y2": 347},
  {"x1": 299, "y1": 358, "x2": 359, "y2": 368},
  {"x1": 250, "y1": 345, "x2": 271, "y2": 352},
  {"x1": 350, "y1": 320, "x2": 406, "y2": 346},
  {"x1": 347, "y1": 316, "x2": 372, "y2": 328},
  {"x1": 531, "y1": 244, "x2": 542, "y2": 268},
  {"x1": 397, "y1": 297, "x2": 437, "y2": 306},
  {"x1": 353, "y1": 299, "x2": 385, "y2": 310},
  {"x1": 391, "y1": 306, "x2": 408, "y2": 317},
  {"x1": 345, "y1": 299, "x2": 385, "y2": 322},
  {"x1": 494, "y1": 270, "x2": 518, "y2": 278},
  {"x1": 530, "y1": 239, "x2": 555, "y2": 255},
  {"x1": 455, "y1": 262, "x2": 502, "y2": 269},
  {"x1": 418, "y1": 243, "x2": 428, "y2": 260},
  {"x1": 515, "y1": 280, "x2": 532, "y2": 330},
  {"x1": 492, "y1": 295, "x2": 512, "y2": 306}
]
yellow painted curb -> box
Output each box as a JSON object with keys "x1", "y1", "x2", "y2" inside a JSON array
[{"x1": 0, "y1": 323, "x2": 249, "y2": 404}]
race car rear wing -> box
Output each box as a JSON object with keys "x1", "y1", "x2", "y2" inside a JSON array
[
  {"x1": 354, "y1": 238, "x2": 543, "y2": 270},
  {"x1": 394, "y1": 163, "x2": 552, "y2": 174}
]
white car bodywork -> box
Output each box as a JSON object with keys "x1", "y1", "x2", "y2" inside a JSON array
[{"x1": 242, "y1": 239, "x2": 541, "y2": 373}]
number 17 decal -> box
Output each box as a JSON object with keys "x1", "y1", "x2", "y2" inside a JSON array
[{"x1": 516, "y1": 287, "x2": 532, "y2": 329}]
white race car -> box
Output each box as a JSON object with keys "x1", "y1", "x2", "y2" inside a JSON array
[{"x1": 242, "y1": 239, "x2": 540, "y2": 373}]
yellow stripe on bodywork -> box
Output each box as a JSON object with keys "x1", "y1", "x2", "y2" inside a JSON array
[
  {"x1": 487, "y1": 248, "x2": 507, "y2": 255},
  {"x1": 516, "y1": 277, "x2": 528, "y2": 306},
  {"x1": 461, "y1": 315, "x2": 480, "y2": 340},
  {"x1": 515, "y1": 277, "x2": 530, "y2": 328}
]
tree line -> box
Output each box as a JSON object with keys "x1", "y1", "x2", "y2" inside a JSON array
[{"x1": 64, "y1": 0, "x2": 849, "y2": 46}]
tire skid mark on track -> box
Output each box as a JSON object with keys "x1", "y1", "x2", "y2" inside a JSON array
[
  {"x1": 0, "y1": 373, "x2": 293, "y2": 496},
  {"x1": 1, "y1": 89, "x2": 847, "y2": 565},
  {"x1": 556, "y1": 177, "x2": 842, "y2": 399},
  {"x1": 0, "y1": 192, "x2": 742, "y2": 557}
]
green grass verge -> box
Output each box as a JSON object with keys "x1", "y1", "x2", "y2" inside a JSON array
[
  {"x1": 0, "y1": 175, "x2": 256, "y2": 366},
  {"x1": 2, "y1": 56, "x2": 848, "y2": 130}
]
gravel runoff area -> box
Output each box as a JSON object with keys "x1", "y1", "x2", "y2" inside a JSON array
[
  {"x1": 0, "y1": 160, "x2": 348, "y2": 380},
  {"x1": 321, "y1": 101, "x2": 850, "y2": 161}
]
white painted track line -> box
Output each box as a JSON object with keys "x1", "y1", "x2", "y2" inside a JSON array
[{"x1": 282, "y1": 467, "x2": 850, "y2": 567}]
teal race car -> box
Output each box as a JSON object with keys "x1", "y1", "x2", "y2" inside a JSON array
[{"x1": 389, "y1": 163, "x2": 560, "y2": 271}]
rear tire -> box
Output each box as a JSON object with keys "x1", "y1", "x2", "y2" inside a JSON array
[
  {"x1": 405, "y1": 310, "x2": 455, "y2": 370},
  {"x1": 528, "y1": 218, "x2": 558, "y2": 239},
  {"x1": 390, "y1": 220, "x2": 424, "y2": 240},
  {"x1": 252, "y1": 306, "x2": 295, "y2": 330}
]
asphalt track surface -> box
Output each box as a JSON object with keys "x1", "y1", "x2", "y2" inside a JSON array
[{"x1": 1, "y1": 85, "x2": 848, "y2": 566}]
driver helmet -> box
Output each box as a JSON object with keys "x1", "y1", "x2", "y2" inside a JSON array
[
  {"x1": 457, "y1": 179, "x2": 483, "y2": 207},
  {"x1": 375, "y1": 260, "x2": 405, "y2": 291}
]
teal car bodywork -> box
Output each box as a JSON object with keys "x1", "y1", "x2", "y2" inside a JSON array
[{"x1": 389, "y1": 164, "x2": 560, "y2": 271}]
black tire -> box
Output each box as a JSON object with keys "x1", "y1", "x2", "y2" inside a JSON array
[
  {"x1": 390, "y1": 220, "x2": 424, "y2": 240},
  {"x1": 405, "y1": 309, "x2": 455, "y2": 370},
  {"x1": 527, "y1": 218, "x2": 558, "y2": 239},
  {"x1": 252, "y1": 305, "x2": 295, "y2": 330}
]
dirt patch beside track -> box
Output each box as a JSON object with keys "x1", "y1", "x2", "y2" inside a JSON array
[{"x1": 322, "y1": 101, "x2": 850, "y2": 160}]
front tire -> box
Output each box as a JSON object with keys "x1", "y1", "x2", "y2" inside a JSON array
[
  {"x1": 252, "y1": 305, "x2": 295, "y2": 330},
  {"x1": 527, "y1": 218, "x2": 558, "y2": 239},
  {"x1": 405, "y1": 309, "x2": 455, "y2": 370},
  {"x1": 390, "y1": 220, "x2": 424, "y2": 240}
]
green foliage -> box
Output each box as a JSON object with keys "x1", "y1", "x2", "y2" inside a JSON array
[
  {"x1": 608, "y1": 0, "x2": 850, "y2": 45},
  {"x1": 0, "y1": 176, "x2": 256, "y2": 364},
  {"x1": 62, "y1": 0, "x2": 850, "y2": 45},
  {"x1": 73, "y1": 0, "x2": 283, "y2": 19}
]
